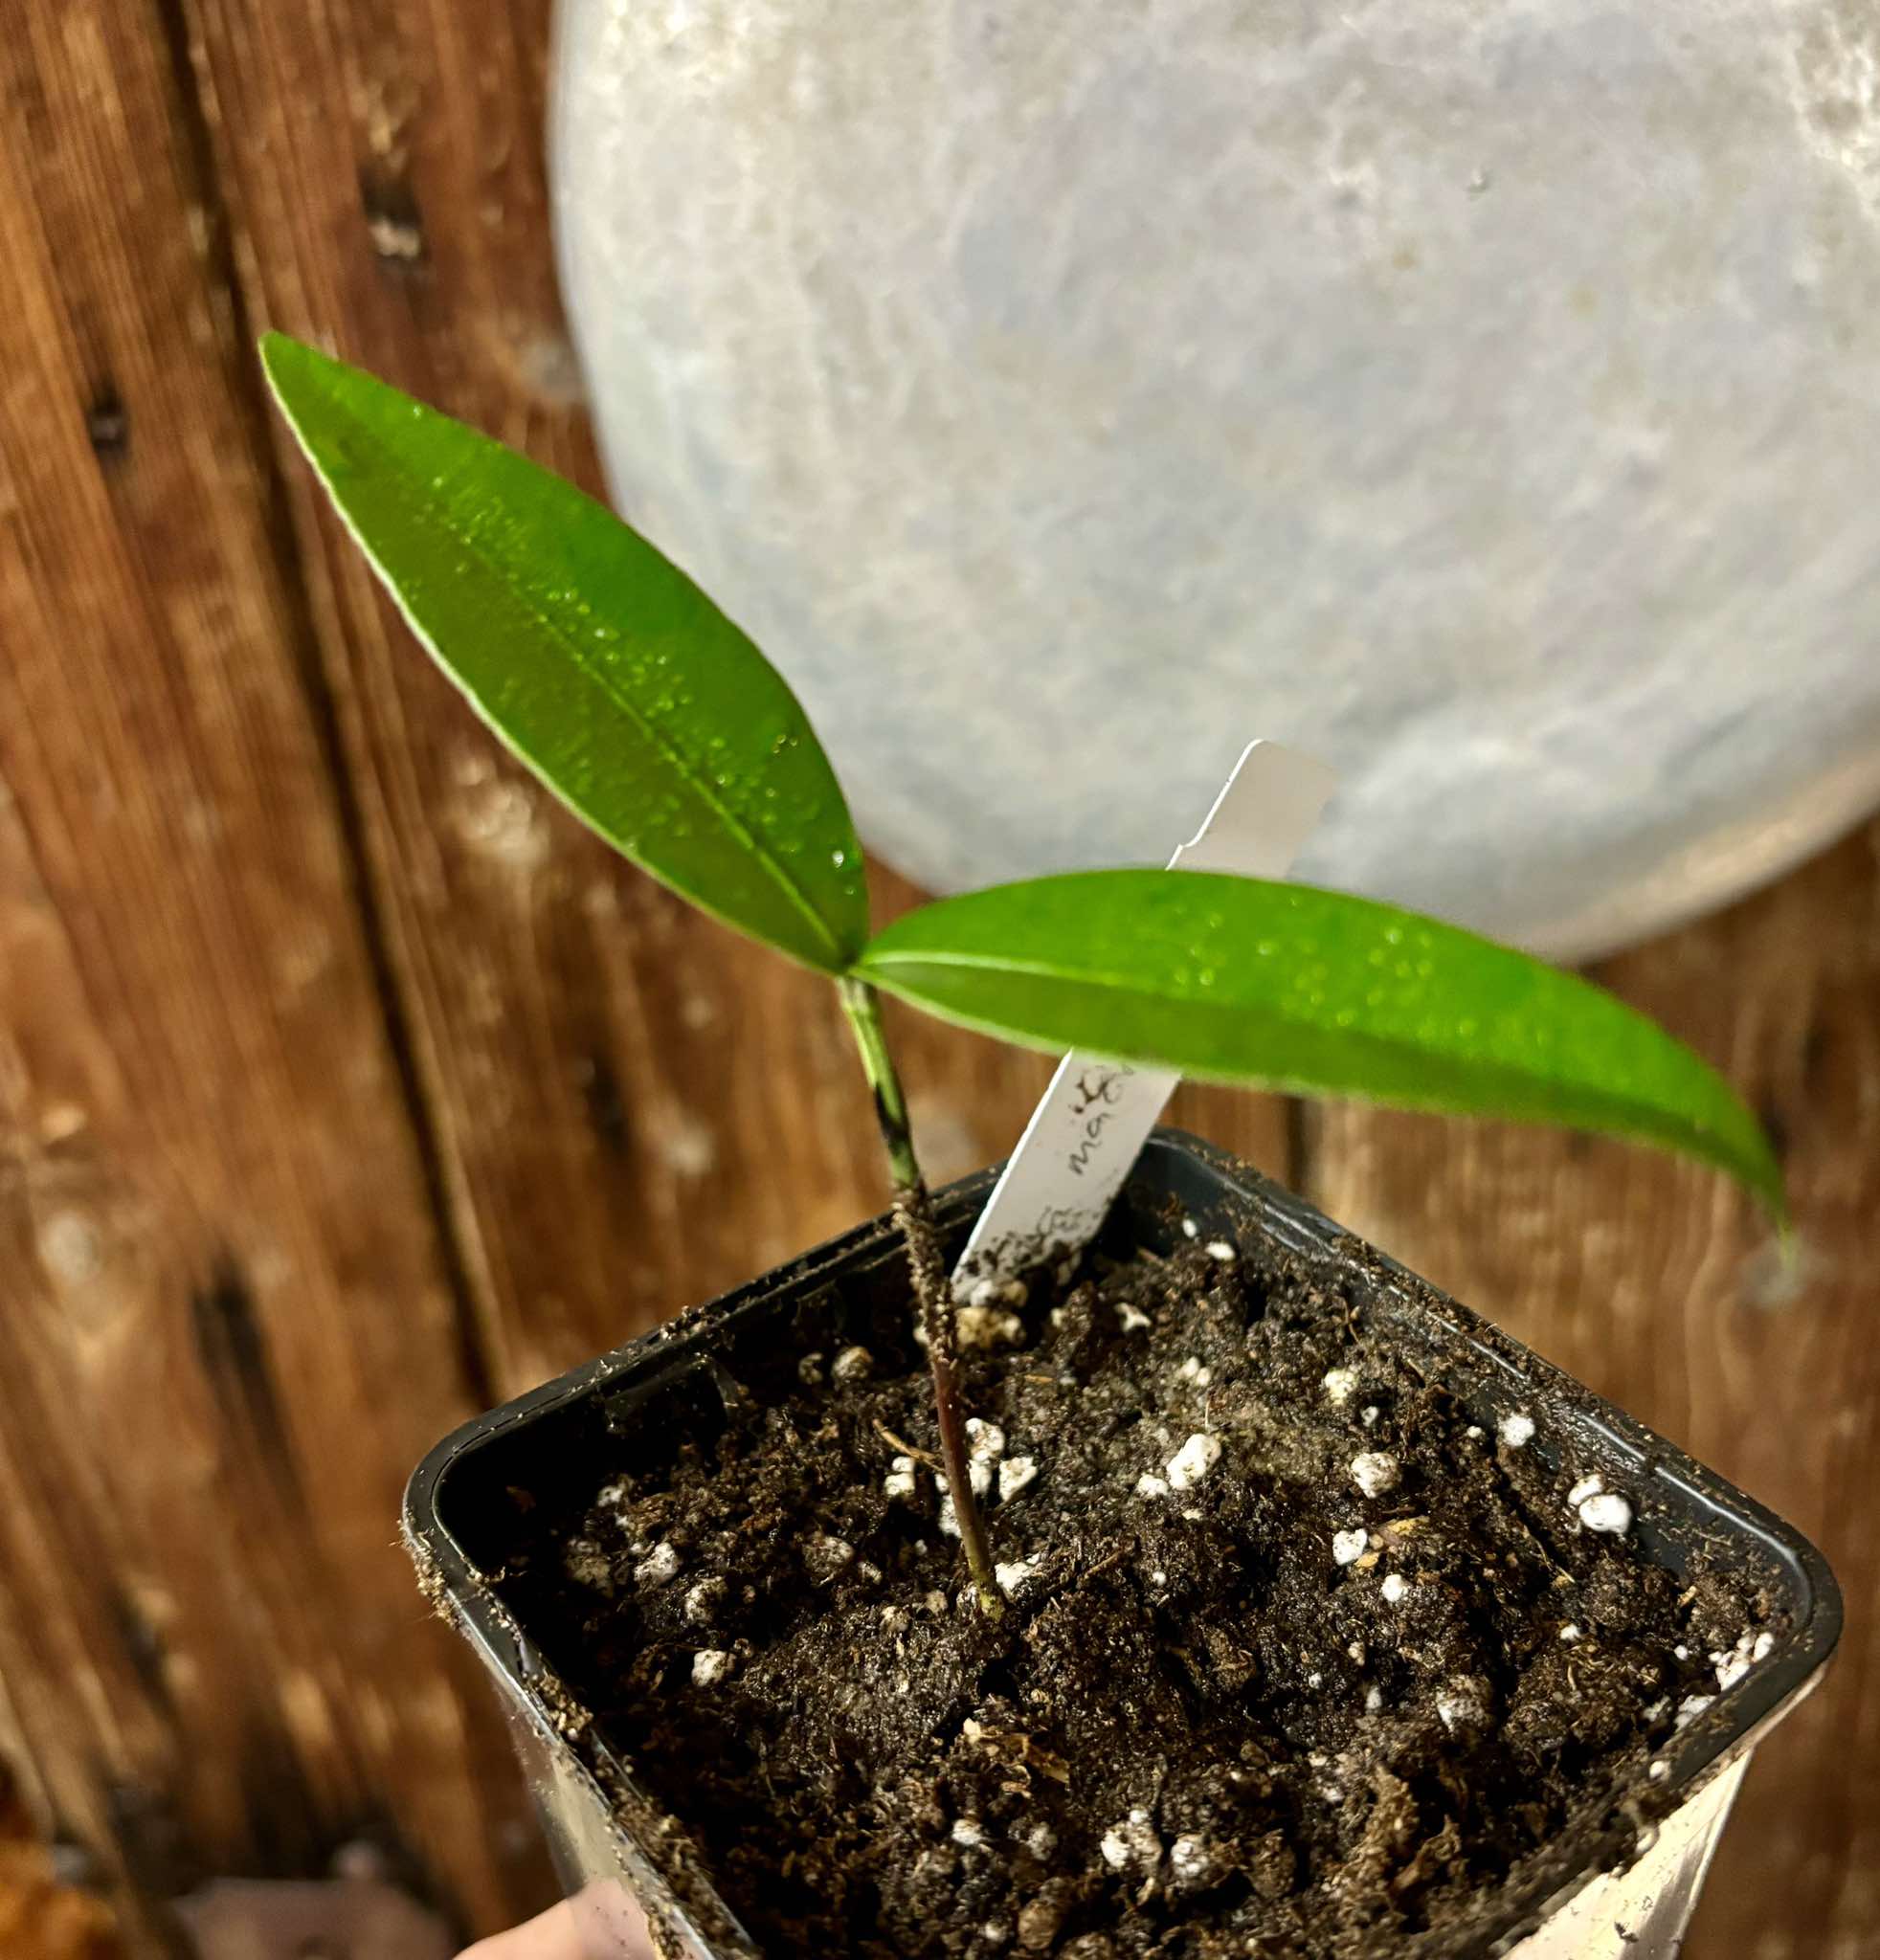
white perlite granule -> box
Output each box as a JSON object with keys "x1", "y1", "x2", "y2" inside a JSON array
[
  {"x1": 1175, "y1": 1355, "x2": 1213, "y2": 1386},
  {"x1": 1559, "y1": 1623, "x2": 1583, "y2": 1643},
  {"x1": 1350, "y1": 1451, "x2": 1400, "y2": 1499},
  {"x1": 1565, "y1": 1470, "x2": 1633, "y2": 1533},
  {"x1": 951, "y1": 1817, "x2": 986, "y2": 1847},
  {"x1": 691, "y1": 1649, "x2": 732, "y2": 1687},
  {"x1": 1115, "y1": 1300, "x2": 1152, "y2": 1333},
  {"x1": 966, "y1": 1418, "x2": 1007, "y2": 1497},
  {"x1": 1099, "y1": 1811, "x2": 1162, "y2": 1873},
  {"x1": 1168, "y1": 1835, "x2": 1222, "y2": 1888},
  {"x1": 1578, "y1": 1491, "x2": 1633, "y2": 1535},
  {"x1": 1332, "y1": 1528, "x2": 1368, "y2": 1568},
  {"x1": 1205, "y1": 1240, "x2": 1238, "y2": 1262},
  {"x1": 998, "y1": 1456, "x2": 1039, "y2": 1502},
  {"x1": 995, "y1": 1558, "x2": 1041, "y2": 1595},
  {"x1": 1322, "y1": 1367, "x2": 1358, "y2": 1405},
  {"x1": 1180, "y1": 1217, "x2": 1199, "y2": 1239},
  {"x1": 884, "y1": 1456, "x2": 919, "y2": 1503},
  {"x1": 1499, "y1": 1412, "x2": 1536, "y2": 1448},
  {"x1": 1166, "y1": 1433, "x2": 1223, "y2": 1491},
  {"x1": 1380, "y1": 1572, "x2": 1409, "y2": 1605},
  {"x1": 802, "y1": 1534, "x2": 855, "y2": 1583},
  {"x1": 1714, "y1": 1648, "x2": 1753, "y2": 1692},
  {"x1": 1134, "y1": 1472, "x2": 1170, "y2": 1500},
  {"x1": 956, "y1": 1303, "x2": 1025, "y2": 1349},
  {"x1": 683, "y1": 1576, "x2": 727, "y2": 1625},
  {"x1": 1713, "y1": 1628, "x2": 1778, "y2": 1690},
  {"x1": 633, "y1": 1542, "x2": 681, "y2": 1589},
  {"x1": 1436, "y1": 1677, "x2": 1492, "y2": 1733}
]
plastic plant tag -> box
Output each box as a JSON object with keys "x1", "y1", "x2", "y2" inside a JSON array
[{"x1": 951, "y1": 740, "x2": 1335, "y2": 1297}]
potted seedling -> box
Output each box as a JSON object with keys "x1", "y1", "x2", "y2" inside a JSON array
[{"x1": 263, "y1": 336, "x2": 1837, "y2": 1960}]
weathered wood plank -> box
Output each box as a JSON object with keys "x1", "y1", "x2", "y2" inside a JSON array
[
  {"x1": 0, "y1": 0, "x2": 541, "y2": 1939},
  {"x1": 1309, "y1": 820, "x2": 1880, "y2": 1957}
]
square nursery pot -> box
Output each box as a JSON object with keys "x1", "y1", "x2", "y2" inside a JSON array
[{"x1": 405, "y1": 1131, "x2": 1839, "y2": 1960}]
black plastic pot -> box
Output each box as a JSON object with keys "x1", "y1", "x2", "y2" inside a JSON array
[{"x1": 405, "y1": 1131, "x2": 1839, "y2": 1960}]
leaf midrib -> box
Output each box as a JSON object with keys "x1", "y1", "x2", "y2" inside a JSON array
[
  {"x1": 865, "y1": 956, "x2": 1743, "y2": 1152},
  {"x1": 862, "y1": 944, "x2": 1698, "y2": 1097},
  {"x1": 295, "y1": 377, "x2": 852, "y2": 970}
]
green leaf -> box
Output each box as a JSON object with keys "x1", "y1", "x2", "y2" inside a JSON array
[
  {"x1": 857, "y1": 870, "x2": 1784, "y2": 1215},
  {"x1": 260, "y1": 333, "x2": 867, "y2": 973}
]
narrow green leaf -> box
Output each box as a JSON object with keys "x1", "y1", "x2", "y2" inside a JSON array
[
  {"x1": 260, "y1": 333, "x2": 868, "y2": 972},
  {"x1": 858, "y1": 870, "x2": 1784, "y2": 1215}
]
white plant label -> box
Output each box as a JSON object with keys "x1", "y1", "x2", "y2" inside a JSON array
[{"x1": 951, "y1": 740, "x2": 1335, "y2": 1297}]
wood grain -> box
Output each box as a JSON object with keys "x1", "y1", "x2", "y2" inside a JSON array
[
  {"x1": 0, "y1": 0, "x2": 542, "y2": 1940},
  {"x1": 0, "y1": 0, "x2": 1869, "y2": 1952}
]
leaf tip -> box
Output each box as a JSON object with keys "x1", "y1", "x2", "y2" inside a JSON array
[
  {"x1": 1757, "y1": 1157, "x2": 1792, "y2": 1235},
  {"x1": 1725, "y1": 1100, "x2": 1788, "y2": 1230},
  {"x1": 257, "y1": 332, "x2": 347, "y2": 420},
  {"x1": 257, "y1": 328, "x2": 303, "y2": 384}
]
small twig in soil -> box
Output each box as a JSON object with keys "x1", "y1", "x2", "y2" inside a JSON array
[{"x1": 873, "y1": 1420, "x2": 944, "y2": 1475}]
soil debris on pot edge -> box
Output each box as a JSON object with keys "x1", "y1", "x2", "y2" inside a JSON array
[{"x1": 493, "y1": 1214, "x2": 1788, "y2": 1959}]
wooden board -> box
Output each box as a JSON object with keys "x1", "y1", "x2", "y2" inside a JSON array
[
  {"x1": 0, "y1": 0, "x2": 1870, "y2": 1951},
  {"x1": 0, "y1": 1, "x2": 545, "y2": 1940}
]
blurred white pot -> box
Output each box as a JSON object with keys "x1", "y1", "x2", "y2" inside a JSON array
[{"x1": 550, "y1": 0, "x2": 1880, "y2": 957}]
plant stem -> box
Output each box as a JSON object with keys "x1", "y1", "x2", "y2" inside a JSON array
[{"x1": 839, "y1": 976, "x2": 1003, "y2": 1617}]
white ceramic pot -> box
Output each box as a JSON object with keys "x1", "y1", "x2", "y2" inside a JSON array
[{"x1": 550, "y1": 0, "x2": 1880, "y2": 957}]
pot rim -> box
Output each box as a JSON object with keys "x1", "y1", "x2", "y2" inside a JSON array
[{"x1": 405, "y1": 1128, "x2": 1841, "y2": 1957}]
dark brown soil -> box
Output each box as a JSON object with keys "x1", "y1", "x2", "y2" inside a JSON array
[{"x1": 495, "y1": 1224, "x2": 1785, "y2": 1959}]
